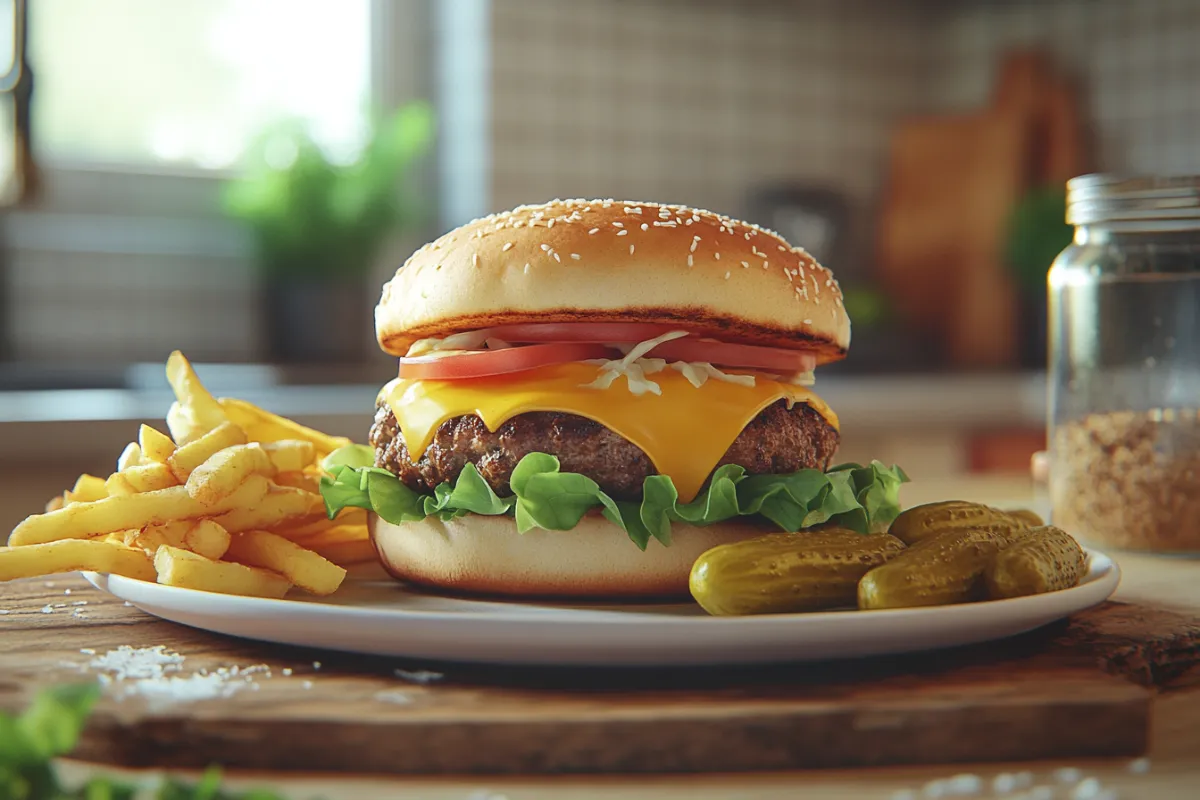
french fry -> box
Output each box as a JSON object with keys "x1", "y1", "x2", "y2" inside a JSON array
[
  {"x1": 278, "y1": 508, "x2": 367, "y2": 539},
  {"x1": 45, "y1": 494, "x2": 66, "y2": 513},
  {"x1": 307, "y1": 537, "x2": 377, "y2": 567},
  {"x1": 209, "y1": 486, "x2": 325, "y2": 533},
  {"x1": 66, "y1": 474, "x2": 108, "y2": 504},
  {"x1": 105, "y1": 473, "x2": 137, "y2": 497},
  {"x1": 272, "y1": 471, "x2": 320, "y2": 493},
  {"x1": 226, "y1": 530, "x2": 346, "y2": 595},
  {"x1": 261, "y1": 440, "x2": 316, "y2": 473},
  {"x1": 126, "y1": 519, "x2": 231, "y2": 560},
  {"x1": 121, "y1": 463, "x2": 178, "y2": 493},
  {"x1": 138, "y1": 424, "x2": 176, "y2": 464},
  {"x1": 167, "y1": 422, "x2": 248, "y2": 482},
  {"x1": 185, "y1": 444, "x2": 274, "y2": 505},
  {"x1": 0, "y1": 539, "x2": 155, "y2": 582},
  {"x1": 218, "y1": 397, "x2": 351, "y2": 455},
  {"x1": 117, "y1": 442, "x2": 143, "y2": 471},
  {"x1": 154, "y1": 545, "x2": 291, "y2": 598},
  {"x1": 165, "y1": 351, "x2": 230, "y2": 444},
  {"x1": 9, "y1": 475, "x2": 270, "y2": 547}
]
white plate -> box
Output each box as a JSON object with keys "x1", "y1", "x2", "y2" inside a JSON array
[{"x1": 83, "y1": 549, "x2": 1119, "y2": 667}]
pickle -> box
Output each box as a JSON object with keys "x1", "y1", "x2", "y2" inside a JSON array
[
  {"x1": 858, "y1": 527, "x2": 1010, "y2": 610},
  {"x1": 986, "y1": 525, "x2": 1086, "y2": 599},
  {"x1": 689, "y1": 529, "x2": 906, "y2": 616},
  {"x1": 888, "y1": 500, "x2": 1032, "y2": 545},
  {"x1": 1005, "y1": 508, "x2": 1046, "y2": 527}
]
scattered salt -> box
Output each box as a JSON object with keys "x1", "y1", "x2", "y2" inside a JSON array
[
  {"x1": 71, "y1": 608, "x2": 87, "y2": 619},
  {"x1": 1071, "y1": 778, "x2": 1104, "y2": 799},
  {"x1": 1055, "y1": 767, "x2": 1083, "y2": 784},
  {"x1": 64, "y1": 589, "x2": 71, "y2": 595},
  {"x1": 79, "y1": 648, "x2": 96, "y2": 655},
  {"x1": 0, "y1": 609, "x2": 10, "y2": 615},
  {"x1": 1128, "y1": 757, "x2": 1150, "y2": 774},
  {"x1": 394, "y1": 668, "x2": 443, "y2": 685},
  {"x1": 109, "y1": 673, "x2": 245, "y2": 712},
  {"x1": 312, "y1": 661, "x2": 321, "y2": 670},
  {"x1": 374, "y1": 689, "x2": 413, "y2": 705},
  {"x1": 992, "y1": 773, "x2": 1017, "y2": 794},
  {"x1": 90, "y1": 646, "x2": 184, "y2": 680},
  {"x1": 40, "y1": 605, "x2": 53, "y2": 614},
  {"x1": 1030, "y1": 787, "x2": 1054, "y2": 800},
  {"x1": 302, "y1": 680, "x2": 314, "y2": 689},
  {"x1": 44, "y1": 581, "x2": 55, "y2": 588},
  {"x1": 891, "y1": 791, "x2": 917, "y2": 800},
  {"x1": 282, "y1": 668, "x2": 293, "y2": 676}
]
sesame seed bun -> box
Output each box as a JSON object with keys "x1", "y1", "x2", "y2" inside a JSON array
[
  {"x1": 376, "y1": 199, "x2": 851, "y2": 364},
  {"x1": 369, "y1": 512, "x2": 771, "y2": 598}
]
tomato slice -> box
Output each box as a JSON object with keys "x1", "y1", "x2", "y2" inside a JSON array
[
  {"x1": 486, "y1": 322, "x2": 682, "y2": 344},
  {"x1": 648, "y1": 339, "x2": 816, "y2": 374},
  {"x1": 397, "y1": 343, "x2": 618, "y2": 380}
]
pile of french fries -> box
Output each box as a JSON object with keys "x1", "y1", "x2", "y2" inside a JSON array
[{"x1": 0, "y1": 351, "x2": 371, "y2": 599}]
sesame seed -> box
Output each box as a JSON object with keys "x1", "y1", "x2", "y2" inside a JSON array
[
  {"x1": 553, "y1": 251, "x2": 561, "y2": 263},
  {"x1": 524, "y1": 263, "x2": 530, "y2": 274},
  {"x1": 612, "y1": 221, "x2": 624, "y2": 227},
  {"x1": 724, "y1": 271, "x2": 731, "y2": 280},
  {"x1": 629, "y1": 244, "x2": 635, "y2": 254},
  {"x1": 687, "y1": 254, "x2": 694, "y2": 267},
  {"x1": 685, "y1": 219, "x2": 694, "y2": 225},
  {"x1": 625, "y1": 206, "x2": 642, "y2": 214},
  {"x1": 740, "y1": 261, "x2": 749, "y2": 268},
  {"x1": 547, "y1": 218, "x2": 555, "y2": 228},
  {"x1": 641, "y1": 223, "x2": 649, "y2": 231},
  {"x1": 786, "y1": 272, "x2": 793, "y2": 282},
  {"x1": 588, "y1": 228, "x2": 600, "y2": 235},
  {"x1": 810, "y1": 274, "x2": 819, "y2": 293},
  {"x1": 540, "y1": 244, "x2": 551, "y2": 251},
  {"x1": 570, "y1": 253, "x2": 581, "y2": 260},
  {"x1": 472, "y1": 253, "x2": 480, "y2": 267},
  {"x1": 744, "y1": 233, "x2": 752, "y2": 240},
  {"x1": 804, "y1": 318, "x2": 813, "y2": 324},
  {"x1": 714, "y1": 252, "x2": 721, "y2": 260},
  {"x1": 653, "y1": 220, "x2": 677, "y2": 227},
  {"x1": 617, "y1": 229, "x2": 628, "y2": 236},
  {"x1": 778, "y1": 245, "x2": 787, "y2": 252},
  {"x1": 763, "y1": 260, "x2": 769, "y2": 269},
  {"x1": 690, "y1": 236, "x2": 700, "y2": 252},
  {"x1": 502, "y1": 242, "x2": 514, "y2": 251}
]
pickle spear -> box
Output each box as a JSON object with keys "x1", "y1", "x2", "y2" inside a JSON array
[
  {"x1": 689, "y1": 529, "x2": 906, "y2": 616},
  {"x1": 986, "y1": 525, "x2": 1086, "y2": 598},
  {"x1": 858, "y1": 527, "x2": 1010, "y2": 610},
  {"x1": 888, "y1": 500, "x2": 1032, "y2": 546}
]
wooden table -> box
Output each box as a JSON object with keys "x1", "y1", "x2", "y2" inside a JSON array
[{"x1": 7, "y1": 548, "x2": 1200, "y2": 798}]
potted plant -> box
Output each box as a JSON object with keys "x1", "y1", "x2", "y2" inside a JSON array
[
  {"x1": 1004, "y1": 185, "x2": 1074, "y2": 369},
  {"x1": 222, "y1": 103, "x2": 434, "y2": 364}
]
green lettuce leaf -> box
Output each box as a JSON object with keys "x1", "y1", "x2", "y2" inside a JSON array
[{"x1": 320, "y1": 444, "x2": 908, "y2": 550}]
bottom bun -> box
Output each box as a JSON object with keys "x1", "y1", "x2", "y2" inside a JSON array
[{"x1": 369, "y1": 512, "x2": 772, "y2": 598}]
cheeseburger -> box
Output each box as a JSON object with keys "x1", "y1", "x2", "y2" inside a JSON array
[{"x1": 321, "y1": 199, "x2": 905, "y2": 597}]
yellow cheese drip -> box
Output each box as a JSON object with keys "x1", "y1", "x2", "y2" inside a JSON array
[{"x1": 384, "y1": 362, "x2": 839, "y2": 503}]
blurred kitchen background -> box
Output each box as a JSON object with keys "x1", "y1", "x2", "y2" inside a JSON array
[{"x1": 1, "y1": 0, "x2": 1198, "y2": 529}]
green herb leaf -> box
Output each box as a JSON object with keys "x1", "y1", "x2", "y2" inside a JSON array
[{"x1": 321, "y1": 451, "x2": 909, "y2": 548}]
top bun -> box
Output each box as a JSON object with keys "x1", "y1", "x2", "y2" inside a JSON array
[{"x1": 376, "y1": 199, "x2": 850, "y2": 363}]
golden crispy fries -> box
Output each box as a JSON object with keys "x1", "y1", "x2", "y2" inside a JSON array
[
  {"x1": 154, "y1": 545, "x2": 291, "y2": 598},
  {"x1": 165, "y1": 351, "x2": 230, "y2": 444},
  {"x1": 126, "y1": 519, "x2": 231, "y2": 561},
  {"x1": 278, "y1": 508, "x2": 366, "y2": 539},
  {"x1": 5, "y1": 350, "x2": 375, "y2": 595},
  {"x1": 209, "y1": 486, "x2": 325, "y2": 533},
  {"x1": 0, "y1": 539, "x2": 155, "y2": 582},
  {"x1": 226, "y1": 530, "x2": 346, "y2": 595},
  {"x1": 121, "y1": 463, "x2": 178, "y2": 493},
  {"x1": 218, "y1": 397, "x2": 350, "y2": 456},
  {"x1": 117, "y1": 442, "x2": 143, "y2": 471},
  {"x1": 167, "y1": 422, "x2": 248, "y2": 482},
  {"x1": 272, "y1": 471, "x2": 321, "y2": 493},
  {"x1": 306, "y1": 537, "x2": 377, "y2": 567},
  {"x1": 138, "y1": 424, "x2": 176, "y2": 464},
  {"x1": 185, "y1": 444, "x2": 274, "y2": 505},
  {"x1": 261, "y1": 440, "x2": 316, "y2": 473},
  {"x1": 104, "y1": 473, "x2": 136, "y2": 497},
  {"x1": 66, "y1": 474, "x2": 108, "y2": 505},
  {"x1": 9, "y1": 476, "x2": 270, "y2": 547}
]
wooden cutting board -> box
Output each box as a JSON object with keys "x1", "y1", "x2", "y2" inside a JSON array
[{"x1": 3, "y1": 575, "x2": 1199, "y2": 775}]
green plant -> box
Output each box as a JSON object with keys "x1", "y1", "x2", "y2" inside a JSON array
[
  {"x1": 1, "y1": 685, "x2": 297, "y2": 799},
  {"x1": 1004, "y1": 184, "x2": 1073, "y2": 294},
  {"x1": 222, "y1": 103, "x2": 434, "y2": 281}
]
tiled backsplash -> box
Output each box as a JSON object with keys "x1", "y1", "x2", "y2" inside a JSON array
[{"x1": 6, "y1": 0, "x2": 1198, "y2": 364}]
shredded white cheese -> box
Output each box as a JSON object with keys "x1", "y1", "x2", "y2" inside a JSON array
[
  {"x1": 669, "y1": 361, "x2": 757, "y2": 388},
  {"x1": 405, "y1": 330, "x2": 492, "y2": 357}
]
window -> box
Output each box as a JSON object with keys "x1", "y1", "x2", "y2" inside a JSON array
[{"x1": 28, "y1": 0, "x2": 372, "y2": 170}]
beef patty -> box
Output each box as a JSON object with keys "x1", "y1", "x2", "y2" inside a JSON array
[{"x1": 370, "y1": 400, "x2": 839, "y2": 500}]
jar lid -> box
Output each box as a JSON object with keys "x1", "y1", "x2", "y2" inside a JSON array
[{"x1": 1067, "y1": 174, "x2": 1200, "y2": 227}]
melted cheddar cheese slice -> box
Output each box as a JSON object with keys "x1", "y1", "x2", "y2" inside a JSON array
[{"x1": 383, "y1": 362, "x2": 838, "y2": 503}]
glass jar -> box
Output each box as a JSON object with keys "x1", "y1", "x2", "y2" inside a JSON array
[{"x1": 1048, "y1": 175, "x2": 1200, "y2": 553}]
